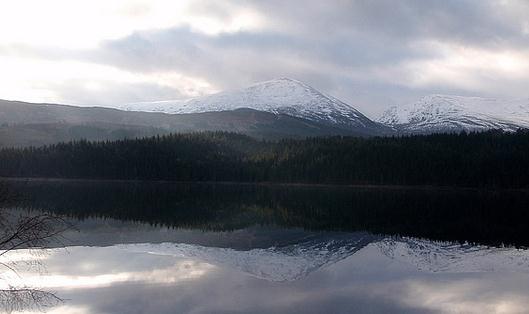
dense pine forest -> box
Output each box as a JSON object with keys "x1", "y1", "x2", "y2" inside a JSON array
[{"x1": 0, "y1": 130, "x2": 528, "y2": 187}]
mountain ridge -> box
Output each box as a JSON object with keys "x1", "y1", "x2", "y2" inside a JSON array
[
  {"x1": 379, "y1": 94, "x2": 529, "y2": 133},
  {"x1": 2, "y1": 79, "x2": 529, "y2": 144},
  {"x1": 0, "y1": 98, "x2": 377, "y2": 147},
  {"x1": 120, "y1": 78, "x2": 387, "y2": 134}
]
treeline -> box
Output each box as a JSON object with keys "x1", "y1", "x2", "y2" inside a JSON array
[{"x1": 0, "y1": 130, "x2": 528, "y2": 187}]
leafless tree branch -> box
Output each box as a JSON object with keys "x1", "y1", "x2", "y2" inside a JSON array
[
  {"x1": 0, "y1": 288, "x2": 62, "y2": 314},
  {"x1": 0, "y1": 183, "x2": 71, "y2": 312}
]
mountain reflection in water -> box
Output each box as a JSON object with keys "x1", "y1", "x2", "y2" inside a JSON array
[
  {"x1": 3, "y1": 230, "x2": 529, "y2": 314},
  {"x1": 2, "y1": 180, "x2": 529, "y2": 313}
]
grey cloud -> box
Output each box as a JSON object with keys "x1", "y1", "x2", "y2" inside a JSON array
[
  {"x1": 47, "y1": 80, "x2": 184, "y2": 106},
  {"x1": 88, "y1": 0, "x2": 529, "y2": 115},
  {"x1": 95, "y1": 27, "x2": 437, "y2": 101},
  {"x1": 250, "y1": 0, "x2": 529, "y2": 48},
  {"x1": 3, "y1": 0, "x2": 528, "y2": 115}
]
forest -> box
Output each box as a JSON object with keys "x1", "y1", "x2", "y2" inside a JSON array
[{"x1": 0, "y1": 130, "x2": 528, "y2": 188}]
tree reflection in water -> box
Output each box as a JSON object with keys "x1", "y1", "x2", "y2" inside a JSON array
[
  {"x1": 2, "y1": 180, "x2": 529, "y2": 312},
  {"x1": 6, "y1": 180, "x2": 529, "y2": 247}
]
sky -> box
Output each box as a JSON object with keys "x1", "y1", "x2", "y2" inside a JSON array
[{"x1": 0, "y1": 0, "x2": 528, "y2": 117}]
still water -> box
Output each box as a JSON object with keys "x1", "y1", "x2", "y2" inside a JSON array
[{"x1": 2, "y1": 181, "x2": 529, "y2": 313}]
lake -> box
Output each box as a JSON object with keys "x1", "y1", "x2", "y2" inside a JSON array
[{"x1": 2, "y1": 180, "x2": 529, "y2": 313}]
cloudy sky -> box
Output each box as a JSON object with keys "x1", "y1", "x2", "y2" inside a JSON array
[{"x1": 1, "y1": 0, "x2": 528, "y2": 117}]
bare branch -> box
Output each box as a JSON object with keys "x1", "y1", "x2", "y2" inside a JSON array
[
  {"x1": 0, "y1": 288, "x2": 63, "y2": 314},
  {"x1": 0, "y1": 183, "x2": 72, "y2": 313}
]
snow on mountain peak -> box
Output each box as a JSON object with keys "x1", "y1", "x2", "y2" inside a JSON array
[
  {"x1": 379, "y1": 94, "x2": 529, "y2": 133},
  {"x1": 120, "y1": 78, "x2": 376, "y2": 128}
]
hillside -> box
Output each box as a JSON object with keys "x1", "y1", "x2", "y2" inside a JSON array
[
  {"x1": 120, "y1": 78, "x2": 389, "y2": 134},
  {"x1": 0, "y1": 99, "x2": 377, "y2": 147},
  {"x1": 379, "y1": 95, "x2": 529, "y2": 133}
]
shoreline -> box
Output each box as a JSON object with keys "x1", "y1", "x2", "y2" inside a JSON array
[{"x1": 0, "y1": 176, "x2": 527, "y2": 192}]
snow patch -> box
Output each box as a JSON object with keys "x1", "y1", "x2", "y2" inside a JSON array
[
  {"x1": 378, "y1": 94, "x2": 529, "y2": 132},
  {"x1": 120, "y1": 78, "x2": 374, "y2": 128}
]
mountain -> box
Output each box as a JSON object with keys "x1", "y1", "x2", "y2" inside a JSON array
[
  {"x1": 121, "y1": 78, "x2": 388, "y2": 135},
  {"x1": 0, "y1": 99, "x2": 381, "y2": 147},
  {"x1": 0, "y1": 79, "x2": 392, "y2": 147},
  {"x1": 379, "y1": 94, "x2": 529, "y2": 133}
]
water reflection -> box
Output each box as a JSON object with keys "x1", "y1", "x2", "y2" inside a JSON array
[
  {"x1": 2, "y1": 180, "x2": 529, "y2": 313},
  {"x1": 3, "y1": 237, "x2": 529, "y2": 314},
  {"x1": 4, "y1": 180, "x2": 529, "y2": 247}
]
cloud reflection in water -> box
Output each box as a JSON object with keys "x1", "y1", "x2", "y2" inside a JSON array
[{"x1": 4, "y1": 237, "x2": 529, "y2": 314}]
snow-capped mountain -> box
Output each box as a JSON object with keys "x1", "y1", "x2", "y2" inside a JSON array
[
  {"x1": 379, "y1": 94, "x2": 529, "y2": 133},
  {"x1": 121, "y1": 78, "x2": 384, "y2": 132}
]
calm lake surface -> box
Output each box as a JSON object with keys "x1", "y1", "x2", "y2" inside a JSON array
[{"x1": 2, "y1": 180, "x2": 529, "y2": 313}]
